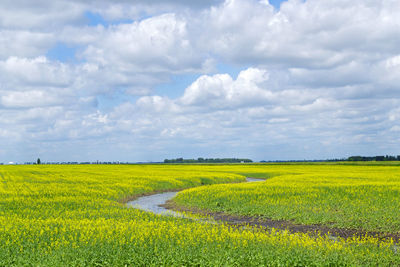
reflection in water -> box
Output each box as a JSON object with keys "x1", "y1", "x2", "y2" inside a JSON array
[{"x1": 127, "y1": 177, "x2": 264, "y2": 217}]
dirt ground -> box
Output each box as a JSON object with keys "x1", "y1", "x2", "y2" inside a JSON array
[{"x1": 162, "y1": 200, "x2": 400, "y2": 243}]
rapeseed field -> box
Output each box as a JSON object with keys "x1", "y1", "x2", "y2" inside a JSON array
[
  {"x1": 174, "y1": 163, "x2": 400, "y2": 232},
  {"x1": 0, "y1": 163, "x2": 399, "y2": 266}
]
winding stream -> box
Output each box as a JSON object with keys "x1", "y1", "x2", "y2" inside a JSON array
[
  {"x1": 126, "y1": 177, "x2": 399, "y2": 252},
  {"x1": 127, "y1": 177, "x2": 263, "y2": 217}
]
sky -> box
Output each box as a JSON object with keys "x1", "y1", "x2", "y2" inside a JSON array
[{"x1": 1, "y1": 0, "x2": 400, "y2": 163}]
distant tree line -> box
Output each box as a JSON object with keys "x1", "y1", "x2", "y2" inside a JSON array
[
  {"x1": 163, "y1": 158, "x2": 253, "y2": 163},
  {"x1": 348, "y1": 155, "x2": 400, "y2": 161}
]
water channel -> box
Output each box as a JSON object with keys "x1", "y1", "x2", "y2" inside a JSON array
[{"x1": 127, "y1": 177, "x2": 263, "y2": 217}]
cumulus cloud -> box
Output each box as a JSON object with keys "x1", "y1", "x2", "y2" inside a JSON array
[
  {"x1": 0, "y1": 30, "x2": 54, "y2": 59},
  {"x1": 0, "y1": 91, "x2": 65, "y2": 108},
  {"x1": 180, "y1": 68, "x2": 273, "y2": 108},
  {"x1": 0, "y1": 57, "x2": 72, "y2": 88},
  {"x1": 1, "y1": 0, "x2": 400, "y2": 162},
  {"x1": 82, "y1": 14, "x2": 208, "y2": 73},
  {"x1": 202, "y1": 0, "x2": 400, "y2": 69}
]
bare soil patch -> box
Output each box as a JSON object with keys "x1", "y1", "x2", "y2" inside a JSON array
[{"x1": 162, "y1": 200, "x2": 400, "y2": 243}]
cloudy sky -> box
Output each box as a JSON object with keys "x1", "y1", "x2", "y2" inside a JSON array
[{"x1": 1, "y1": 0, "x2": 400, "y2": 163}]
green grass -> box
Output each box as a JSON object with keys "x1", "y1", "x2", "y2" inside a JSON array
[
  {"x1": 173, "y1": 164, "x2": 400, "y2": 232},
  {"x1": 1, "y1": 164, "x2": 400, "y2": 266}
]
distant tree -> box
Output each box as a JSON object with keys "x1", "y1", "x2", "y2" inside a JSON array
[
  {"x1": 163, "y1": 157, "x2": 253, "y2": 163},
  {"x1": 348, "y1": 155, "x2": 400, "y2": 162},
  {"x1": 37, "y1": 158, "x2": 41, "y2": 165},
  {"x1": 348, "y1": 156, "x2": 363, "y2": 161}
]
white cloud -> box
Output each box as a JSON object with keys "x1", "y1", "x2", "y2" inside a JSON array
[
  {"x1": 82, "y1": 14, "x2": 208, "y2": 73},
  {"x1": 0, "y1": 90, "x2": 65, "y2": 108},
  {"x1": 180, "y1": 68, "x2": 272, "y2": 108},
  {"x1": 0, "y1": 30, "x2": 54, "y2": 59},
  {"x1": 136, "y1": 95, "x2": 180, "y2": 113},
  {"x1": 0, "y1": 57, "x2": 72, "y2": 88},
  {"x1": 0, "y1": 1, "x2": 84, "y2": 30},
  {"x1": 2, "y1": 0, "x2": 400, "y2": 162},
  {"x1": 201, "y1": 0, "x2": 400, "y2": 69}
]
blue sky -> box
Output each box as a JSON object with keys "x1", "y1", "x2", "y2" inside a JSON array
[
  {"x1": 49, "y1": 1, "x2": 288, "y2": 62},
  {"x1": 1, "y1": 0, "x2": 400, "y2": 163},
  {"x1": 47, "y1": 1, "x2": 289, "y2": 112}
]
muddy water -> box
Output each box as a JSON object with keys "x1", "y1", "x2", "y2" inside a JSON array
[
  {"x1": 127, "y1": 177, "x2": 263, "y2": 216},
  {"x1": 127, "y1": 191, "x2": 179, "y2": 216}
]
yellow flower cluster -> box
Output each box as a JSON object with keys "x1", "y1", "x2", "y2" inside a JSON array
[
  {"x1": 174, "y1": 163, "x2": 400, "y2": 232},
  {"x1": 0, "y1": 163, "x2": 399, "y2": 265}
]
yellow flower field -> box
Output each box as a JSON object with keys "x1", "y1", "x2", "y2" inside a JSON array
[
  {"x1": 174, "y1": 163, "x2": 400, "y2": 232},
  {"x1": 0, "y1": 163, "x2": 399, "y2": 266}
]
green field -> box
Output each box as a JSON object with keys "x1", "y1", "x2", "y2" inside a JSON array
[
  {"x1": 173, "y1": 164, "x2": 400, "y2": 232},
  {"x1": 0, "y1": 163, "x2": 399, "y2": 266}
]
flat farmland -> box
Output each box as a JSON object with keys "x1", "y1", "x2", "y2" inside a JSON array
[
  {"x1": 0, "y1": 163, "x2": 399, "y2": 266},
  {"x1": 173, "y1": 163, "x2": 400, "y2": 232}
]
